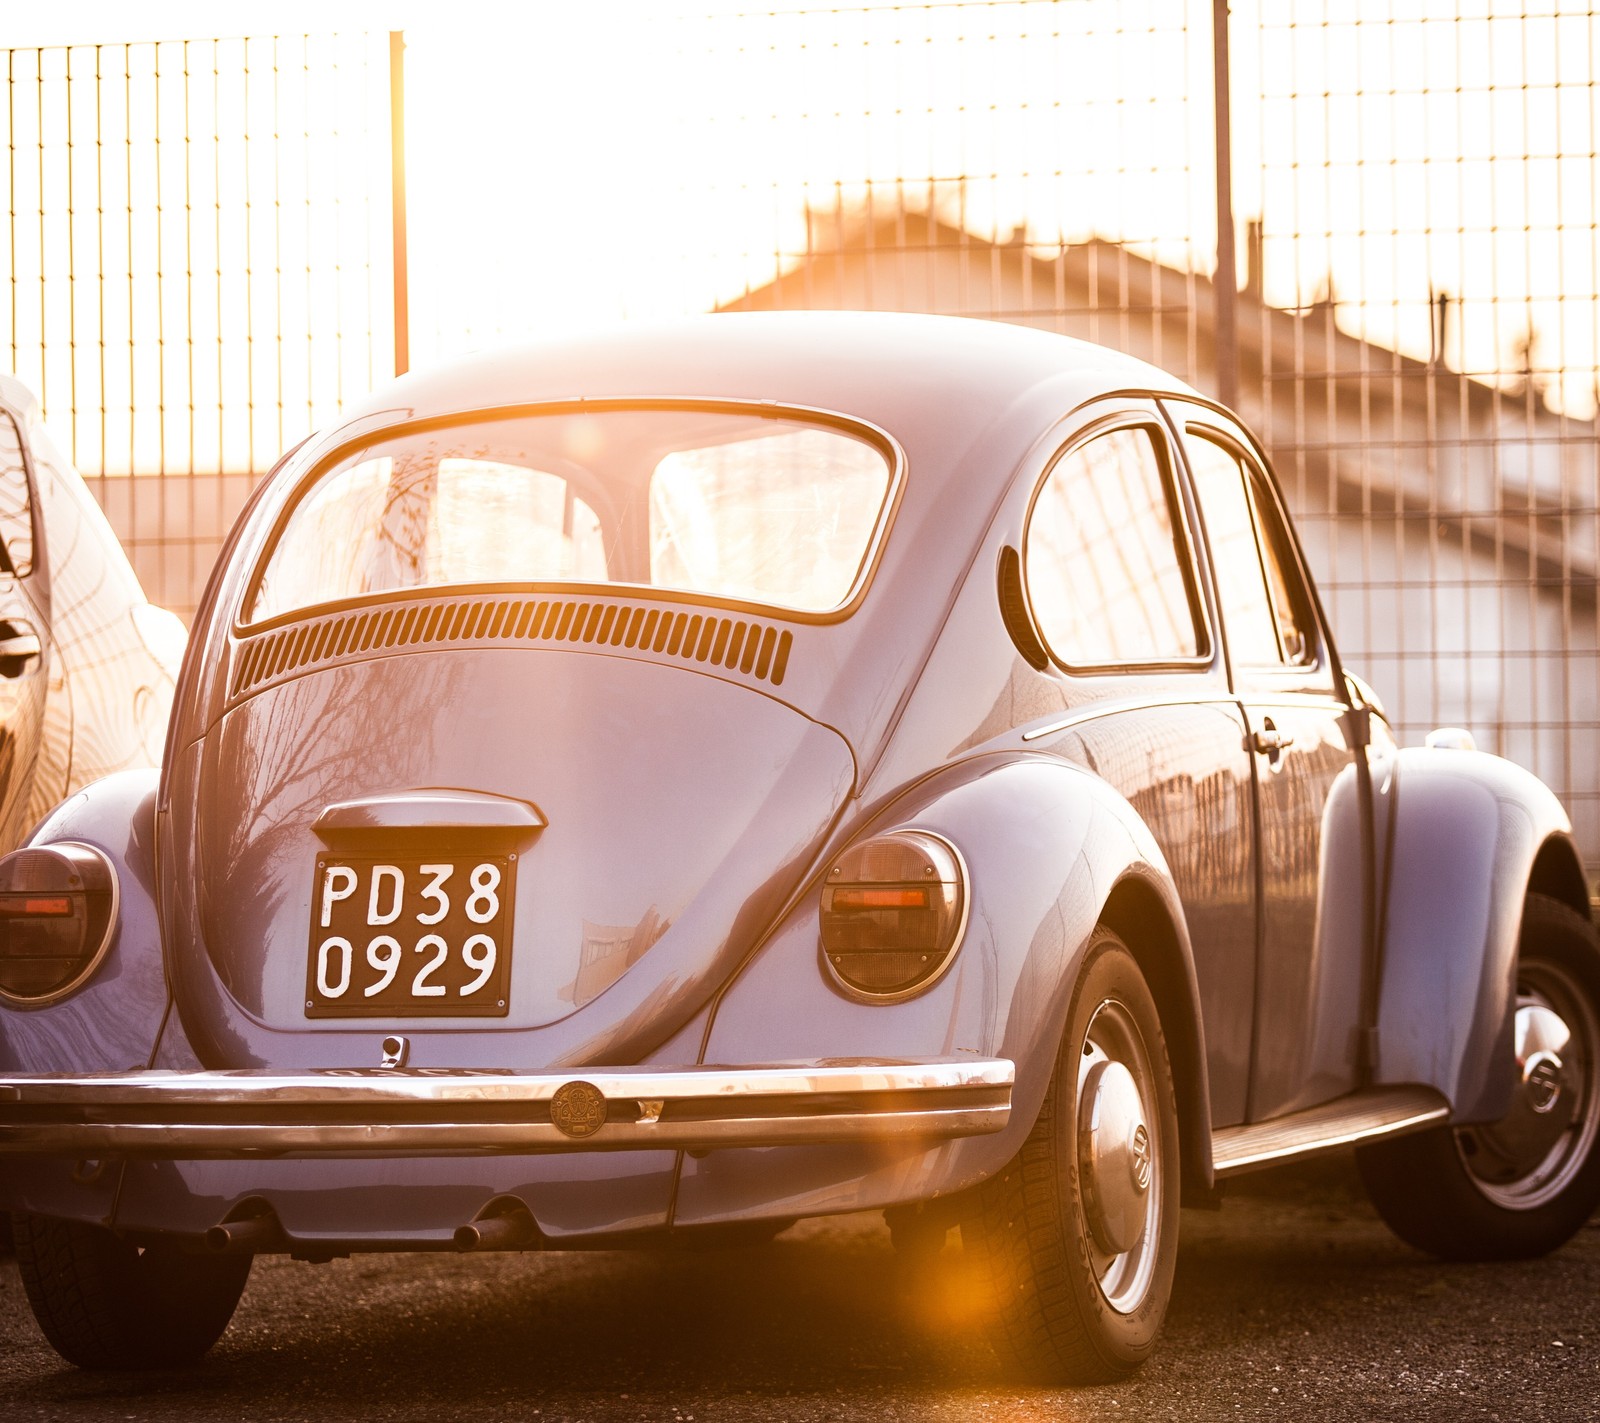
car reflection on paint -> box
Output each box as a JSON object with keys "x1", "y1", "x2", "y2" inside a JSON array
[
  {"x1": 0, "y1": 374, "x2": 183, "y2": 867},
  {"x1": 0, "y1": 314, "x2": 1595, "y2": 1381}
]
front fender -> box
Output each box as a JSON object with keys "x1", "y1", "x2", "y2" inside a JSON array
[
  {"x1": 677, "y1": 752, "x2": 1210, "y2": 1225},
  {"x1": 1376, "y1": 747, "x2": 1582, "y2": 1121},
  {"x1": 0, "y1": 769, "x2": 166, "y2": 1074}
]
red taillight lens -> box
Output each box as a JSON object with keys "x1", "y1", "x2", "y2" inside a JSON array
[
  {"x1": 819, "y1": 831, "x2": 966, "y2": 999},
  {"x1": 0, "y1": 842, "x2": 118, "y2": 1006},
  {"x1": 0, "y1": 896, "x2": 73, "y2": 916},
  {"x1": 828, "y1": 887, "x2": 932, "y2": 911}
]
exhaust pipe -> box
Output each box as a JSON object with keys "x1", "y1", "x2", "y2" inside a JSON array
[
  {"x1": 453, "y1": 1200, "x2": 540, "y2": 1253},
  {"x1": 205, "y1": 1206, "x2": 283, "y2": 1254}
]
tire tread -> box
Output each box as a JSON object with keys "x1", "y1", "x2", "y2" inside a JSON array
[
  {"x1": 13, "y1": 1212, "x2": 250, "y2": 1369},
  {"x1": 965, "y1": 931, "x2": 1178, "y2": 1384},
  {"x1": 1358, "y1": 894, "x2": 1600, "y2": 1261}
]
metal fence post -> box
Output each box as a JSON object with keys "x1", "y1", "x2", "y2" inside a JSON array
[
  {"x1": 1211, "y1": 0, "x2": 1237, "y2": 411},
  {"x1": 389, "y1": 29, "x2": 408, "y2": 377}
]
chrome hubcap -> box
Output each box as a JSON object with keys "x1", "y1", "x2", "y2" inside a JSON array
[
  {"x1": 1456, "y1": 964, "x2": 1599, "y2": 1210},
  {"x1": 1075, "y1": 999, "x2": 1161, "y2": 1313},
  {"x1": 1078, "y1": 1059, "x2": 1152, "y2": 1255}
]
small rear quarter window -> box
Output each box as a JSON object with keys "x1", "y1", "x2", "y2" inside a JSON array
[{"x1": 1024, "y1": 424, "x2": 1203, "y2": 668}]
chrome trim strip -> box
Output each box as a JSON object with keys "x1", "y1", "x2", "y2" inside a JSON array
[
  {"x1": 313, "y1": 790, "x2": 547, "y2": 838},
  {"x1": 1021, "y1": 690, "x2": 1351, "y2": 744},
  {"x1": 1211, "y1": 1085, "x2": 1449, "y2": 1178},
  {"x1": 0, "y1": 1110, "x2": 1007, "y2": 1158},
  {"x1": 1021, "y1": 693, "x2": 1233, "y2": 743},
  {"x1": 0, "y1": 1058, "x2": 1012, "y2": 1159}
]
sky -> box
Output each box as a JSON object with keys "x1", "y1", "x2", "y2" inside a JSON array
[{"x1": 5, "y1": 0, "x2": 1597, "y2": 475}]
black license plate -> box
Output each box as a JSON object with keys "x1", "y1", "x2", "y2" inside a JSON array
[{"x1": 305, "y1": 855, "x2": 514, "y2": 1018}]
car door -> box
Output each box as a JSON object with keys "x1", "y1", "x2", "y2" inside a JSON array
[
  {"x1": 1170, "y1": 403, "x2": 1366, "y2": 1120},
  {"x1": 0, "y1": 410, "x2": 50, "y2": 850},
  {"x1": 1019, "y1": 403, "x2": 1259, "y2": 1127}
]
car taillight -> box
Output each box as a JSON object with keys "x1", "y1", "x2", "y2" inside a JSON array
[
  {"x1": 0, "y1": 843, "x2": 118, "y2": 1007},
  {"x1": 819, "y1": 830, "x2": 967, "y2": 1000}
]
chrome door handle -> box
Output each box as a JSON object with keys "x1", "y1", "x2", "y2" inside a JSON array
[
  {"x1": 1251, "y1": 725, "x2": 1294, "y2": 755},
  {"x1": 0, "y1": 627, "x2": 41, "y2": 667}
]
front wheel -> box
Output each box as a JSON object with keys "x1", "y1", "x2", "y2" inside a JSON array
[
  {"x1": 14, "y1": 1213, "x2": 251, "y2": 1369},
  {"x1": 1357, "y1": 894, "x2": 1600, "y2": 1260},
  {"x1": 965, "y1": 929, "x2": 1180, "y2": 1383}
]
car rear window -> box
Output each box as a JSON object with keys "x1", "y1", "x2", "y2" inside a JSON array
[{"x1": 245, "y1": 408, "x2": 894, "y2": 625}]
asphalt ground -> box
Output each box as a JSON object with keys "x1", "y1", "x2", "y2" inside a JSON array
[{"x1": 0, "y1": 1152, "x2": 1596, "y2": 1423}]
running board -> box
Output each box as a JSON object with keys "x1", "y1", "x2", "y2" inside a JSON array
[{"x1": 1212, "y1": 1086, "x2": 1451, "y2": 1178}]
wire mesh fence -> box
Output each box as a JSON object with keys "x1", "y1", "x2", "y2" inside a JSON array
[
  {"x1": 1232, "y1": 3, "x2": 1600, "y2": 884},
  {"x1": 2, "y1": 2, "x2": 1597, "y2": 878},
  {"x1": 2, "y1": 31, "x2": 393, "y2": 616}
]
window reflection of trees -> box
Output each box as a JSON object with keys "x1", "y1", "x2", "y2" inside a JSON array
[
  {"x1": 1058, "y1": 708, "x2": 1253, "y2": 908},
  {"x1": 1120, "y1": 712, "x2": 1251, "y2": 905},
  {"x1": 560, "y1": 908, "x2": 669, "y2": 1008},
  {"x1": 1257, "y1": 726, "x2": 1331, "y2": 896}
]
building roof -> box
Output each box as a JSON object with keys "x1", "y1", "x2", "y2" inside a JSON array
[{"x1": 720, "y1": 203, "x2": 1597, "y2": 593}]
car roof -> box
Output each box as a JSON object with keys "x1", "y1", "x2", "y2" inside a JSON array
[
  {"x1": 319, "y1": 312, "x2": 1196, "y2": 476},
  {"x1": 232, "y1": 316, "x2": 1208, "y2": 766},
  {"x1": 0, "y1": 372, "x2": 42, "y2": 424}
]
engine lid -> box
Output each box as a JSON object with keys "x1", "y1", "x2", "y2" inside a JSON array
[{"x1": 169, "y1": 643, "x2": 854, "y2": 1069}]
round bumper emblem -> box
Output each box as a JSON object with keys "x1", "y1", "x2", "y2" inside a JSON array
[
  {"x1": 1130, "y1": 1122, "x2": 1152, "y2": 1191},
  {"x1": 1524, "y1": 1051, "x2": 1564, "y2": 1114},
  {"x1": 551, "y1": 1080, "x2": 607, "y2": 1138}
]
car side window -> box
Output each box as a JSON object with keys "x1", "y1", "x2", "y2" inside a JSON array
[
  {"x1": 1241, "y1": 457, "x2": 1314, "y2": 665},
  {"x1": 0, "y1": 413, "x2": 33, "y2": 578},
  {"x1": 1024, "y1": 423, "x2": 1203, "y2": 668},
  {"x1": 1185, "y1": 432, "x2": 1283, "y2": 667},
  {"x1": 1186, "y1": 425, "x2": 1313, "y2": 667}
]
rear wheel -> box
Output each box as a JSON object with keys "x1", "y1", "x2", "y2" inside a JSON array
[
  {"x1": 1357, "y1": 894, "x2": 1600, "y2": 1260},
  {"x1": 965, "y1": 929, "x2": 1179, "y2": 1383},
  {"x1": 14, "y1": 1213, "x2": 251, "y2": 1369}
]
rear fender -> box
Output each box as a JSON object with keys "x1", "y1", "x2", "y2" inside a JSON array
[
  {"x1": 1375, "y1": 747, "x2": 1587, "y2": 1121},
  {"x1": 0, "y1": 770, "x2": 165, "y2": 1224},
  {"x1": 679, "y1": 753, "x2": 1213, "y2": 1226},
  {"x1": 0, "y1": 769, "x2": 166, "y2": 1075}
]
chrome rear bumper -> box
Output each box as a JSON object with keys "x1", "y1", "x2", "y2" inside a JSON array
[{"x1": 0, "y1": 1058, "x2": 1013, "y2": 1158}]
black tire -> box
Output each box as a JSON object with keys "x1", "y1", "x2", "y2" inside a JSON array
[
  {"x1": 1357, "y1": 893, "x2": 1600, "y2": 1261},
  {"x1": 14, "y1": 1213, "x2": 251, "y2": 1369},
  {"x1": 964, "y1": 929, "x2": 1180, "y2": 1383}
]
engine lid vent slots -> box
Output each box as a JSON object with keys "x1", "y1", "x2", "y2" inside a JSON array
[{"x1": 230, "y1": 596, "x2": 795, "y2": 701}]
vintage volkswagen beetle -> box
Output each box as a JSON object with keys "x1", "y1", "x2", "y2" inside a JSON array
[{"x1": 1, "y1": 313, "x2": 1596, "y2": 1381}]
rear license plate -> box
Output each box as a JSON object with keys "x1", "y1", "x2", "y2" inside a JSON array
[{"x1": 305, "y1": 855, "x2": 514, "y2": 1018}]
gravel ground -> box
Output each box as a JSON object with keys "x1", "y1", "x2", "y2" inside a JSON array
[{"x1": 0, "y1": 1152, "x2": 1596, "y2": 1422}]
